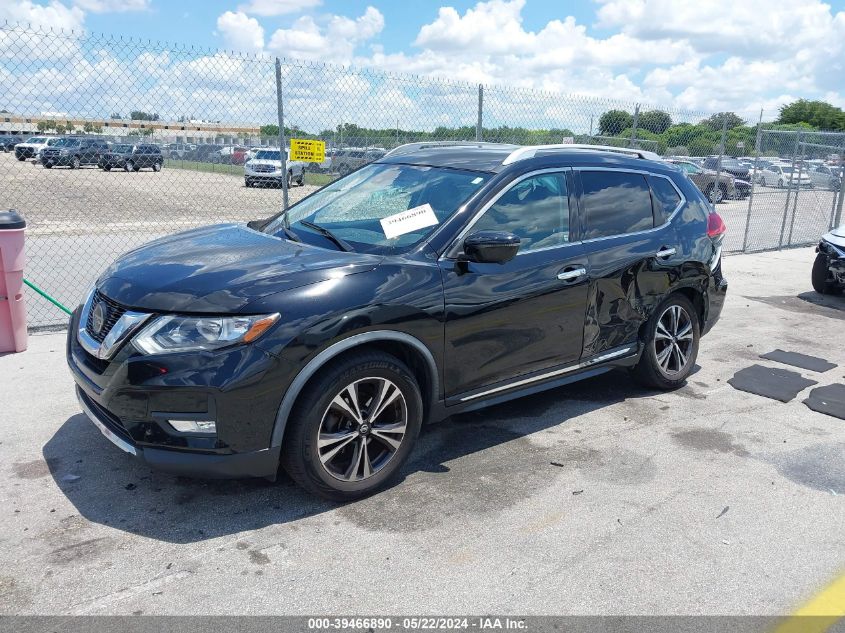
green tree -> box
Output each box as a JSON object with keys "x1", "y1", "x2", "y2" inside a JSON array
[
  {"x1": 599, "y1": 109, "x2": 633, "y2": 136},
  {"x1": 700, "y1": 112, "x2": 745, "y2": 131},
  {"x1": 83, "y1": 122, "x2": 103, "y2": 134},
  {"x1": 778, "y1": 100, "x2": 845, "y2": 131},
  {"x1": 129, "y1": 110, "x2": 159, "y2": 121},
  {"x1": 688, "y1": 136, "x2": 716, "y2": 156},
  {"x1": 37, "y1": 120, "x2": 56, "y2": 132},
  {"x1": 638, "y1": 110, "x2": 672, "y2": 134}
]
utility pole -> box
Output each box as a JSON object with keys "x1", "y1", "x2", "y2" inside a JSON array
[{"x1": 274, "y1": 58, "x2": 289, "y2": 222}]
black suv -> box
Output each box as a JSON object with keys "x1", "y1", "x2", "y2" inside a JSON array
[
  {"x1": 99, "y1": 143, "x2": 163, "y2": 172},
  {"x1": 41, "y1": 137, "x2": 109, "y2": 169},
  {"x1": 0, "y1": 135, "x2": 24, "y2": 152},
  {"x1": 67, "y1": 143, "x2": 728, "y2": 500}
]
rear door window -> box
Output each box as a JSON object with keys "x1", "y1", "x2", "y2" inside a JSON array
[{"x1": 579, "y1": 171, "x2": 654, "y2": 240}]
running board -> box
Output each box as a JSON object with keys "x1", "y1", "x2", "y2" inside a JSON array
[{"x1": 450, "y1": 344, "x2": 639, "y2": 405}]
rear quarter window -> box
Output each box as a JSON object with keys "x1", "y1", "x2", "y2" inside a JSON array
[
  {"x1": 650, "y1": 176, "x2": 682, "y2": 225},
  {"x1": 579, "y1": 171, "x2": 654, "y2": 239}
]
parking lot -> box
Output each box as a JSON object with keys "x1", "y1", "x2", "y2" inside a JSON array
[{"x1": 1, "y1": 246, "x2": 843, "y2": 615}]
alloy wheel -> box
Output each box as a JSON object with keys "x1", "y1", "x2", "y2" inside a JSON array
[
  {"x1": 653, "y1": 304, "x2": 694, "y2": 376},
  {"x1": 317, "y1": 377, "x2": 408, "y2": 482}
]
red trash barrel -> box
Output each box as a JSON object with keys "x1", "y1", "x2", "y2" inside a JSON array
[{"x1": 0, "y1": 210, "x2": 27, "y2": 353}]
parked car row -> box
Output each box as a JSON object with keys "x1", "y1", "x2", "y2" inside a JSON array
[
  {"x1": 10, "y1": 135, "x2": 164, "y2": 172},
  {"x1": 667, "y1": 159, "x2": 750, "y2": 203}
]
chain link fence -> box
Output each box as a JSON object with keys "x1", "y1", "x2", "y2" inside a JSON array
[{"x1": 1, "y1": 23, "x2": 843, "y2": 328}]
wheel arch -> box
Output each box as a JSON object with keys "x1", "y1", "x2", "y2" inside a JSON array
[
  {"x1": 269, "y1": 330, "x2": 439, "y2": 449},
  {"x1": 670, "y1": 286, "x2": 706, "y2": 330}
]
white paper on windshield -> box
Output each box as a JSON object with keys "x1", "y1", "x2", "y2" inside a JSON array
[{"x1": 380, "y1": 203, "x2": 439, "y2": 239}]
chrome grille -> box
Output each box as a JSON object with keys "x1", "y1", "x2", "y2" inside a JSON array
[
  {"x1": 252, "y1": 164, "x2": 276, "y2": 173},
  {"x1": 85, "y1": 291, "x2": 127, "y2": 343}
]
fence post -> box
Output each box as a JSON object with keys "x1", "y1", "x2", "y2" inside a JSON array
[
  {"x1": 778, "y1": 131, "x2": 801, "y2": 248},
  {"x1": 787, "y1": 140, "x2": 805, "y2": 245},
  {"x1": 476, "y1": 84, "x2": 483, "y2": 142},
  {"x1": 712, "y1": 116, "x2": 728, "y2": 207},
  {"x1": 834, "y1": 154, "x2": 845, "y2": 229},
  {"x1": 630, "y1": 104, "x2": 640, "y2": 147},
  {"x1": 742, "y1": 109, "x2": 764, "y2": 252},
  {"x1": 274, "y1": 57, "x2": 289, "y2": 220}
]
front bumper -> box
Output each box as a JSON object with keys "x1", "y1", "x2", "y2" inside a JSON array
[
  {"x1": 66, "y1": 307, "x2": 285, "y2": 480},
  {"x1": 77, "y1": 386, "x2": 280, "y2": 478},
  {"x1": 15, "y1": 147, "x2": 35, "y2": 159},
  {"x1": 41, "y1": 154, "x2": 71, "y2": 166}
]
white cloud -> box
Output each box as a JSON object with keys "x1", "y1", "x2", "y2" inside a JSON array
[
  {"x1": 267, "y1": 6, "x2": 384, "y2": 62},
  {"x1": 72, "y1": 0, "x2": 150, "y2": 13},
  {"x1": 217, "y1": 11, "x2": 264, "y2": 53},
  {"x1": 238, "y1": 0, "x2": 321, "y2": 17},
  {"x1": 0, "y1": 0, "x2": 84, "y2": 30}
]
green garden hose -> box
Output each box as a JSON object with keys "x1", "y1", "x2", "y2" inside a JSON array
[{"x1": 23, "y1": 279, "x2": 72, "y2": 315}]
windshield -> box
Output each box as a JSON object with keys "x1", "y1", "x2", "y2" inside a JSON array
[
  {"x1": 779, "y1": 166, "x2": 794, "y2": 173},
  {"x1": 262, "y1": 163, "x2": 490, "y2": 254},
  {"x1": 721, "y1": 159, "x2": 742, "y2": 167},
  {"x1": 25, "y1": 137, "x2": 45, "y2": 143},
  {"x1": 255, "y1": 149, "x2": 287, "y2": 161},
  {"x1": 53, "y1": 138, "x2": 81, "y2": 147},
  {"x1": 112, "y1": 144, "x2": 133, "y2": 152}
]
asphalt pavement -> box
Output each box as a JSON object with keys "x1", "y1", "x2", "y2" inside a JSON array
[{"x1": 1, "y1": 246, "x2": 843, "y2": 615}]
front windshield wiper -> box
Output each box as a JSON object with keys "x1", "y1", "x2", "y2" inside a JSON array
[{"x1": 298, "y1": 220, "x2": 353, "y2": 252}]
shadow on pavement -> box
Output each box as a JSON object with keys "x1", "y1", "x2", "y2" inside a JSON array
[{"x1": 45, "y1": 369, "x2": 664, "y2": 543}]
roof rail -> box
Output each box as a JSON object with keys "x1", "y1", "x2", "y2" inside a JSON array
[
  {"x1": 384, "y1": 140, "x2": 516, "y2": 158},
  {"x1": 501, "y1": 143, "x2": 662, "y2": 165}
]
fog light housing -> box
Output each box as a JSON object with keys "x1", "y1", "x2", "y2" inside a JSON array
[{"x1": 168, "y1": 419, "x2": 216, "y2": 434}]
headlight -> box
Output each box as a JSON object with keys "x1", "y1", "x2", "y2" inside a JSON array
[{"x1": 133, "y1": 313, "x2": 279, "y2": 355}]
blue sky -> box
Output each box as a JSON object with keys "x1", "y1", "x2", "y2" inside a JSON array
[
  {"x1": 80, "y1": 1, "x2": 601, "y2": 52},
  {"x1": 5, "y1": 0, "x2": 845, "y2": 123}
]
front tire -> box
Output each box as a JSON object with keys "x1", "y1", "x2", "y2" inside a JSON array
[
  {"x1": 152, "y1": 162, "x2": 162, "y2": 172},
  {"x1": 124, "y1": 160, "x2": 134, "y2": 172},
  {"x1": 280, "y1": 351, "x2": 423, "y2": 501},
  {"x1": 633, "y1": 294, "x2": 700, "y2": 390},
  {"x1": 812, "y1": 253, "x2": 835, "y2": 294}
]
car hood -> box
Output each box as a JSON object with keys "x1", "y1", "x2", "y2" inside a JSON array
[
  {"x1": 96, "y1": 223, "x2": 382, "y2": 313},
  {"x1": 248, "y1": 159, "x2": 281, "y2": 166},
  {"x1": 824, "y1": 225, "x2": 845, "y2": 248}
]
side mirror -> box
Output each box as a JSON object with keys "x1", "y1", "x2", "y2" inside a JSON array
[{"x1": 463, "y1": 231, "x2": 520, "y2": 264}]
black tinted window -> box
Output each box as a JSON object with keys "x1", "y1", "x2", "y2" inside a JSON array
[
  {"x1": 472, "y1": 172, "x2": 570, "y2": 251},
  {"x1": 650, "y1": 176, "x2": 681, "y2": 224},
  {"x1": 580, "y1": 171, "x2": 654, "y2": 239}
]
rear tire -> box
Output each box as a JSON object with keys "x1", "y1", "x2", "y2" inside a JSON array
[
  {"x1": 280, "y1": 351, "x2": 423, "y2": 501},
  {"x1": 296, "y1": 171, "x2": 305, "y2": 186},
  {"x1": 633, "y1": 294, "x2": 700, "y2": 390},
  {"x1": 70, "y1": 156, "x2": 80, "y2": 170},
  {"x1": 152, "y1": 162, "x2": 162, "y2": 172},
  {"x1": 16, "y1": 155, "x2": 24, "y2": 161},
  {"x1": 125, "y1": 160, "x2": 134, "y2": 172},
  {"x1": 103, "y1": 165, "x2": 111, "y2": 172},
  {"x1": 812, "y1": 253, "x2": 835, "y2": 294}
]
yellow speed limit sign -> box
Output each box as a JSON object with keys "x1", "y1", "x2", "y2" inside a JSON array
[{"x1": 289, "y1": 138, "x2": 326, "y2": 163}]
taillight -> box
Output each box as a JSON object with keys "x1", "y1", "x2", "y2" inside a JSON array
[{"x1": 707, "y1": 211, "x2": 727, "y2": 239}]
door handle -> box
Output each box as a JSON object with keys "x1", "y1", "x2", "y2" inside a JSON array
[
  {"x1": 655, "y1": 247, "x2": 676, "y2": 259},
  {"x1": 557, "y1": 267, "x2": 587, "y2": 282}
]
